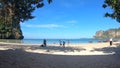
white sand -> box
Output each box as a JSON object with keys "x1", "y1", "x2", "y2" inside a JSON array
[
  {"x1": 0, "y1": 42, "x2": 120, "y2": 68},
  {"x1": 26, "y1": 42, "x2": 119, "y2": 55}
]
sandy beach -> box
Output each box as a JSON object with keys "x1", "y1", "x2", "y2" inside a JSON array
[{"x1": 0, "y1": 42, "x2": 120, "y2": 68}]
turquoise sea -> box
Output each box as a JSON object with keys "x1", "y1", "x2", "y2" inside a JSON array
[
  {"x1": 0, "y1": 38, "x2": 119, "y2": 44},
  {"x1": 22, "y1": 38, "x2": 115, "y2": 44}
]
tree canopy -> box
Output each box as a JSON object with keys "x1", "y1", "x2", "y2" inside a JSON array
[
  {"x1": 103, "y1": 0, "x2": 120, "y2": 23},
  {"x1": 0, "y1": 0, "x2": 52, "y2": 39}
]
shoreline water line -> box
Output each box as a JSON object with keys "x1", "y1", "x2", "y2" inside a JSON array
[{"x1": 0, "y1": 38, "x2": 120, "y2": 45}]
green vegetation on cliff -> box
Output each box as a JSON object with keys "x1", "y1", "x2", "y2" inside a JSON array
[{"x1": 94, "y1": 28, "x2": 120, "y2": 39}]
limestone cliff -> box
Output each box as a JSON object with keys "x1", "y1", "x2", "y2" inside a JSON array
[
  {"x1": 0, "y1": 21, "x2": 24, "y2": 39},
  {"x1": 94, "y1": 28, "x2": 120, "y2": 38}
]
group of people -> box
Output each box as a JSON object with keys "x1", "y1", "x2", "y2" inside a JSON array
[
  {"x1": 41, "y1": 39, "x2": 69, "y2": 48},
  {"x1": 59, "y1": 40, "x2": 66, "y2": 48},
  {"x1": 41, "y1": 38, "x2": 113, "y2": 47}
]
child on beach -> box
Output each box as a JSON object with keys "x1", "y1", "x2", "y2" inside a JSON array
[
  {"x1": 59, "y1": 40, "x2": 62, "y2": 46},
  {"x1": 67, "y1": 40, "x2": 70, "y2": 45}
]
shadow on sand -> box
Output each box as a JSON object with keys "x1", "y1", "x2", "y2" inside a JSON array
[
  {"x1": 91, "y1": 43, "x2": 120, "y2": 55},
  {"x1": 0, "y1": 47, "x2": 120, "y2": 68},
  {"x1": 29, "y1": 45, "x2": 86, "y2": 52},
  {"x1": 0, "y1": 49, "x2": 120, "y2": 68},
  {"x1": 0, "y1": 43, "x2": 120, "y2": 68}
]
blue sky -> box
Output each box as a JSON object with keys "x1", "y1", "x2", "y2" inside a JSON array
[{"x1": 20, "y1": 0, "x2": 120, "y2": 39}]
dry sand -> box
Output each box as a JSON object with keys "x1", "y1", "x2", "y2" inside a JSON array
[{"x1": 0, "y1": 42, "x2": 120, "y2": 68}]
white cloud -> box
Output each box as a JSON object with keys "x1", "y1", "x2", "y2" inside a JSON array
[
  {"x1": 67, "y1": 20, "x2": 78, "y2": 24},
  {"x1": 22, "y1": 24, "x2": 65, "y2": 28}
]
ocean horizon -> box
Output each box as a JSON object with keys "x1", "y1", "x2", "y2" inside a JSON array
[{"x1": 0, "y1": 38, "x2": 119, "y2": 45}]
